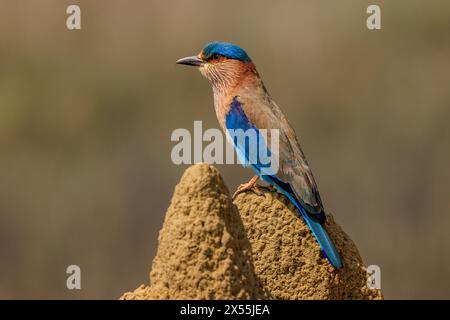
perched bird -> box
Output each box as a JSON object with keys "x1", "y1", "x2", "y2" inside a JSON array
[{"x1": 176, "y1": 41, "x2": 343, "y2": 269}]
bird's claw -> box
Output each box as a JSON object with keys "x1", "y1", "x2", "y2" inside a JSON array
[{"x1": 232, "y1": 176, "x2": 263, "y2": 200}]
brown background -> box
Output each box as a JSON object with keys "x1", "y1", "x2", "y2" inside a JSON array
[{"x1": 0, "y1": 0, "x2": 449, "y2": 299}]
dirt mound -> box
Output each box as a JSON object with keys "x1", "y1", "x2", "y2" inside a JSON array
[{"x1": 121, "y1": 164, "x2": 382, "y2": 300}]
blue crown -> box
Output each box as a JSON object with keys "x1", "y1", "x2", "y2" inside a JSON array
[{"x1": 202, "y1": 41, "x2": 251, "y2": 62}]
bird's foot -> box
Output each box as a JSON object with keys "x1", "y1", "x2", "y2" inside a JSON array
[{"x1": 232, "y1": 176, "x2": 263, "y2": 200}]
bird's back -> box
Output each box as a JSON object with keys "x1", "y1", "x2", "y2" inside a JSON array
[{"x1": 216, "y1": 78, "x2": 325, "y2": 217}]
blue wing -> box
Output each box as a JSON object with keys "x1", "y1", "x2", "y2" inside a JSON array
[
  {"x1": 225, "y1": 96, "x2": 343, "y2": 269},
  {"x1": 224, "y1": 97, "x2": 274, "y2": 172}
]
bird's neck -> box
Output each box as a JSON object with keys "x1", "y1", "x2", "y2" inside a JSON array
[
  {"x1": 212, "y1": 69, "x2": 265, "y2": 131},
  {"x1": 206, "y1": 61, "x2": 255, "y2": 94}
]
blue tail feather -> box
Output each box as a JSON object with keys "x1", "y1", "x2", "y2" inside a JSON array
[{"x1": 297, "y1": 205, "x2": 343, "y2": 269}]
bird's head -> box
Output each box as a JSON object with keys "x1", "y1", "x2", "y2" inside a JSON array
[{"x1": 176, "y1": 41, "x2": 257, "y2": 92}]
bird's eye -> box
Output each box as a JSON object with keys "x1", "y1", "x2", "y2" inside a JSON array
[{"x1": 211, "y1": 53, "x2": 221, "y2": 60}]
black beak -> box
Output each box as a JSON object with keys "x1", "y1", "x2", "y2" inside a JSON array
[{"x1": 176, "y1": 55, "x2": 204, "y2": 67}]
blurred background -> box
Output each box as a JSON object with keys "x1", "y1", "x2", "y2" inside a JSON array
[{"x1": 0, "y1": 0, "x2": 449, "y2": 299}]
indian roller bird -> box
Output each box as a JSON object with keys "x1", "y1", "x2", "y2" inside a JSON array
[{"x1": 176, "y1": 41, "x2": 343, "y2": 269}]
